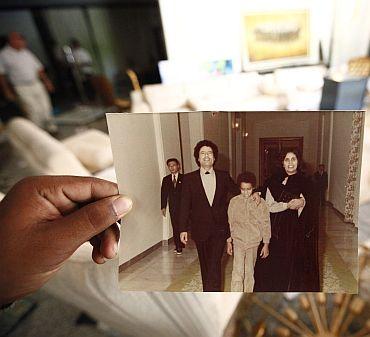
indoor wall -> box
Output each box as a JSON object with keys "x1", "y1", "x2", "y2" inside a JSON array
[
  {"x1": 159, "y1": 0, "x2": 370, "y2": 71},
  {"x1": 178, "y1": 113, "x2": 193, "y2": 173},
  {"x1": 203, "y1": 112, "x2": 230, "y2": 172},
  {"x1": 0, "y1": 10, "x2": 49, "y2": 66},
  {"x1": 44, "y1": 5, "x2": 164, "y2": 89},
  {"x1": 108, "y1": 113, "x2": 163, "y2": 265},
  {"x1": 158, "y1": 113, "x2": 182, "y2": 240},
  {"x1": 244, "y1": 111, "x2": 321, "y2": 183},
  {"x1": 0, "y1": 2, "x2": 166, "y2": 103},
  {"x1": 109, "y1": 112, "x2": 197, "y2": 265}
]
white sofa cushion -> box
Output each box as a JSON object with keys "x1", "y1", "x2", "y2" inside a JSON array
[
  {"x1": 188, "y1": 94, "x2": 281, "y2": 111},
  {"x1": 129, "y1": 90, "x2": 151, "y2": 113},
  {"x1": 259, "y1": 73, "x2": 285, "y2": 96},
  {"x1": 286, "y1": 90, "x2": 323, "y2": 110},
  {"x1": 223, "y1": 72, "x2": 262, "y2": 100},
  {"x1": 62, "y1": 129, "x2": 113, "y2": 173},
  {"x1": 6, "y1": 118, "x2": 90, "y2": 176},
  {"x1": 274, "y1": 65, "x2": 326, "y2": 94},
  {"x1": 185, "y1": 72, "x2": 261, "y2": 103},
  {"x1": 143, "y1": 83, "x2": 187, "y2": 112}
]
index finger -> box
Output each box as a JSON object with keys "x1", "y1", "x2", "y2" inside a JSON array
[{"x1": 37, "y1": 176, "x2": 119, "y2": 215}]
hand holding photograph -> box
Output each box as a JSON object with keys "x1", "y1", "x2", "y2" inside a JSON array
[{"x1": 107, "y1": 111, "x2": 363, "y2": 293}]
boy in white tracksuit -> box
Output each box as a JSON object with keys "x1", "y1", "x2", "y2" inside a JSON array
[{"x1": 227, "y1": 171, "x2": 271, "y2": 292}]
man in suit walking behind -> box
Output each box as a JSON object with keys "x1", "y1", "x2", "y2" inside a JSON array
[
  {"x1": 161, "y1": 158, "x2": 184, "y2": 255},
  {"x1": 179, "y1": 140, "x2": 240, "y2": 291},
  {"x1": 313, "y1": 164, "x2": 328, "y2": 207}
]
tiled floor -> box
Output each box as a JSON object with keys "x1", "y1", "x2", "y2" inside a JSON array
[
  {"x1": 119, "y1": 240, "x2": 200, "y2": 291},
  {"x1": 319, "y1": 207, "x2": 358, "y2": 292},
  {"x1": 119, "y1": 205, "x2": 358, "y2": 292}
]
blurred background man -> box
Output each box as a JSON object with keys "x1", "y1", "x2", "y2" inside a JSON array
[
  {"x1": 313, "y1": 164, "x2": 328, "y2": 207},
  {"x1": 161, "y1": 158, "x2": 184, "y2": 255},
  {"x1": 0, "y1": 32, "x2": 55, "y2": 131}
]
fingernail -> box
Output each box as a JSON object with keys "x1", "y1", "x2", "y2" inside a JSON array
[{"x1": 113, "y1": 196, "x2": 133, "y2": 218}]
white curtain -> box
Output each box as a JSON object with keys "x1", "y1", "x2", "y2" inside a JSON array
[{"x1": 330, "y1": 0, "x2": 370, "y2": 69}]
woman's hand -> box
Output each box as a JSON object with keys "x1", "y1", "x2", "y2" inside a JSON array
[{"x1": 288, "y1": 197, "x2": 305, "y2": 210}]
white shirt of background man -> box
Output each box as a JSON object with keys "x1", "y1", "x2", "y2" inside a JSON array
[
  {"x1": 72, "y1": 47, "x2": 93, "y2": 74},
  {"x1": 0, "y1": 45, "x2": 43, "y2": 86}
]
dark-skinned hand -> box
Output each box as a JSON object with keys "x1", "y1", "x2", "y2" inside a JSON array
[{"x1": 0, "y1": 176, "x2": 132, "y2": 305}]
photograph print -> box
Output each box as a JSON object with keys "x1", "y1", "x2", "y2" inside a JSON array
[{"x1": 107, "y1": 111, "x2": 363, "y2": 293}]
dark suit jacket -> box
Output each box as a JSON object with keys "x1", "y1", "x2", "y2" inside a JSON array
[
  {"x1": 161, "y1": 173, "x2": 183, "y2": 219},
  {"x1": 313, "y1": 171, "x2": 328, "y2": 190},
  {"x1": 179, "y1": 169, "x2": 238, "y2": 241}
]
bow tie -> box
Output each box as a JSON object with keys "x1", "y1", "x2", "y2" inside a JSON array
[{"x1": 205, "y1": 171, "x2": 210, "y2": 175}]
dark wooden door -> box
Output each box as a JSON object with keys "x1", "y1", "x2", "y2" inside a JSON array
[{"x1": 259, "y1": 137, "x2": 303, "y2": 185}]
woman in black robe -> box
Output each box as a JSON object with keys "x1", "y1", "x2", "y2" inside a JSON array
[{"x1": 254, "y1": 149, "x2": 320, "y2": 292}]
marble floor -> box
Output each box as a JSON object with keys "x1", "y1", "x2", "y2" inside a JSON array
[
  {"x1": 119, "y1": 239, "x2": 201, "y2": 291},
  {"x1": 119, "y1": 204, "x2": 358, "y2": 293},
  {"x1": 319, "y1": 206, "x2": 358, "y2": 292}
]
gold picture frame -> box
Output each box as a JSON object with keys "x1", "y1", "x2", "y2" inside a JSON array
[{"x1": 243, "y1": 10, "x2": 313, "y2": 70}]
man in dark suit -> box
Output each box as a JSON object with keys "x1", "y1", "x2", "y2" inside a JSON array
[
  {"x1": 161, "y1": 158, "x2": 184, "y2": 254},
  {"x1": 313, "y1": 164, "x2": 328, "y2": 206},
  {"x1": 179, "y1": 140, "x2": 242, "y2": 291}
]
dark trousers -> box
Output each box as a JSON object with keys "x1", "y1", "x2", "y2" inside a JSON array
[
  {"x1": 195, "y1": 234, "x2": 226, "y2": 291},
  {"x1": 170, "y1": 213, "x2": 184, "y2": 251},
  {"x1": 319, "y1": 189, "x2": 326, "y2": 206}
]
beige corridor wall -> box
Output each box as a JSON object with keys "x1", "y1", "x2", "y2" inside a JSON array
[
  {"x1": 184, "y1": 112, "x2": 204, "y2": 172},
  {"x1": 203, "y1": 112, "x2": 230, "y2": 172},
  {"x1": 321, "y1": 112, "x2": 332, "y2": 171},
  {"x1": 179, "y1": 113, "x2": 193, "y2": 173},
  {"x1": 160, "y1": 113, "x2": 182, "y2": 166},
  {"x1": 107, "y1": 113, "x2": 164, "y2": 265},
  {"x1": 328, "y1": 112, "x2": 353, "y2": 215},
  {"x1": 159, "y1": 113, "x2": 183, "y2": 240}
]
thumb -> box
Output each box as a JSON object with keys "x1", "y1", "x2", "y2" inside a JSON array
[{"x1": 52, "y1": 195, "x2": 133, "y2": 249}]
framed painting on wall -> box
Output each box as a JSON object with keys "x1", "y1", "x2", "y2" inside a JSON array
[{"x1": 242, "y1": 9, "x2": 318, "y2": 71}]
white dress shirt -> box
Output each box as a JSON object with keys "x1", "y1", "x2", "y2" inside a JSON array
[
  {"x1": 72, "y1": 47, "x2": 93, "y2": 75},
  {"x1": 0, "y1": 45, "x2": 43, "y2": 86},
  {"x1": 200, "y1": 167, "x2": 216, "y2": 206},
  {"x1": 172, "y1": 172, "x2": 179, "y2": 186}
]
